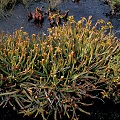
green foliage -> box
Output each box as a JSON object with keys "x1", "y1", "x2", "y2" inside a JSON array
[
  {"x1": 0, "y1": 0, "x2": 17, "y2": 11},
  {"x1": 108, "y1": 0, "x2": 120, "y2": 13},
  {"x1": 107, "y1": 51, "x2": 120, "y2": 103},
  {"x1": 0, "y1": 16, "x2": 120, "y2": 120},
  {"x1": 0, "y1": 0, "x2": 36, "y2": 18}
]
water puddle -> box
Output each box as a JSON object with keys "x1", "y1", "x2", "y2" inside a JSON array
[{"x1": 0, "y1": 0, "x2": 120, "y2": 38}]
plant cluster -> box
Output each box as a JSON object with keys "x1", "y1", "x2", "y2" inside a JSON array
[
  {"x1": 47, "y1": 9, "x2": 70, "y2": 27},
  {"x1": 111, "y1": 0, "x2": 120, "y2": 12},
  {"x1": 28, "y1": 6, "x2": 70, "y2": 28},
  {"x1": 0, "y1": 0, "x2": 78, "y2": 19},
  {"x1": 106, "y1": 0, "x2": 120, "y2": 14},
  {"x1": 28, "y1": 6, "x2": 45, "y2": 27},
  {"x1": 0, "y1": 0, "x2": 42, "y2": 18},
  {"x1": 0, "y1": 16, "x2": 120, "y2": 120}
]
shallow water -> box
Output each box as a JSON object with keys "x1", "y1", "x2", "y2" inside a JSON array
[{"x1": 0, "y1": 0, "x2": 120, "y2": 38}]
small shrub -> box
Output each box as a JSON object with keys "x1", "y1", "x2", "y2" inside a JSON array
[{"x1": 0, "y1": 16, "x2": 120, "y2": 120}]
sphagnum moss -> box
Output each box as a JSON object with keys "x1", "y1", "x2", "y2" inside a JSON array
[{"x1": 0, "y1": 16, "x2": 120, "y2": 120}]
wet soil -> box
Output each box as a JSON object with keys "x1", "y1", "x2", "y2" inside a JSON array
[{"x1": 0, "y1": 0, "x2": 120, "y2": 38}]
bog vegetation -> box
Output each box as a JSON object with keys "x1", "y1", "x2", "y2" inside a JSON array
[
  {"x1": 109, "y1": 0, "x2": 120, "y2": 13},
  {"x1": 1, "y1": 0, "x2": 120, "y2": 18},
  {"x1": 0, "y1": 14, "x2": 120, "y2": 120}
]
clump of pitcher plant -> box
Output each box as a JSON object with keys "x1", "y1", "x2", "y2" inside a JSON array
[{"x1": 0, "y1": 16, "x2": 120, "y2": 120}]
